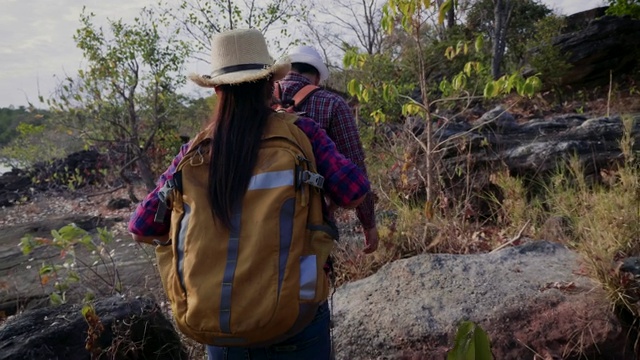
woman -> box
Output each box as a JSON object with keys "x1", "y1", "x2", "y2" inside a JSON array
[{"x1": 128, "y1": 29, "x2": 370, "y2": 359}]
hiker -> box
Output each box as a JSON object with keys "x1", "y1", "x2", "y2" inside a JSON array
[
  {"x1": 275, "y1": 45, "x2": 379, "y2": 254},
  {"x1": 128, "y1": 29, "x2": 370, "y2": 360}
]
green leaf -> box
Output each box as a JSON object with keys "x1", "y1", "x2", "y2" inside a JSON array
[
  {"x1": 475, "y1": 35, "x2": 484, "y2": 53},
  {"x1": 39, "y1": 264, "x2": 55, "y2": 275},
  {"x1": 20, "y1": 235, "x2": 35, "y2": 255},
  {"x1": 445, "y1": 46, "x2": 456, "y2": 60},
  {"x1": 438, "y1": 0, "x2": 452, "y2": 25},
  {"x1": 50, "y1": 292, "x2": 64, "y2": 305},
  {"x1": 452, "y1": 73, "x2": 467, "y2": 91},
  {"x1": 347, "y1": 79, "x2": 360, "y2": 97},
  {"x1": 402, "y1": 103, "x2": 423, "y2": 116},
  {"x1": 464, "y1": 62, "x2": 473, "y2": 77},
  {"x1": 382, "y1": 84, "x2": 390, "y2": 102},
  {"x1": 81, "y1": 303, "x2": 95, "y2": 318},
  {"x1": 447, "y1": 321, "x2": 493, "y2": 360},
  {"x1": 483, "y1": 82, "x2": 496, "y2": 99},
  {"x1": 362, "y1": 88, "x2": 371, "y2": 103}
]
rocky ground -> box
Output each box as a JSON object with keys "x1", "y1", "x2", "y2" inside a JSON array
[{"x1": 0, "y1": 185, "x2": 166, "y2": 318}]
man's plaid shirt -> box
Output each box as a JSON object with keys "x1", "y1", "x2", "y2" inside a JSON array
[{"x1": 277, "y1": 73, "x2": 376, "y2": 230}]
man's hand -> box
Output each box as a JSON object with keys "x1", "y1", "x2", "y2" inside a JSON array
[{"x1": 363, "y1": 226, "x2": 379, "y2": 254}]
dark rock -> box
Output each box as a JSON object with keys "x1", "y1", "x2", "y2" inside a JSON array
[
  {"x1": 470, "y1": 105, "x2": 517, "y2": 132},
  {"x1": 0, "y1": 150, "x2": 109, "y2": 207},
  {"x1": 0, "y1": 296, "x2": 186, "y2": 360},
  {"x1": 554, "y1": 15, "x2": 640, "y2": 88},
  {"x1": 620, "y1": 257, "x2": 640, "y2": 277},
  {"x1": 391, "y1": 113, "x2": 640, "y2": 219},
  {"x1": 563, "y1": 6, "x2": 609, "y2": 33},
  {"x1": 106, "y1": 198, "x2": 131, "y2": 210}
]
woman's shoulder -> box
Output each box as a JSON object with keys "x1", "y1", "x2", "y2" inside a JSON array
[{"x1": 292, "y1": 116, "x2": 319, "y2": 134}]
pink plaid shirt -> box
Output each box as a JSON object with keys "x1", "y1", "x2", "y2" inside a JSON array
[{"x1": 277, "y1": 73, "x2": 376, "y2": 230}]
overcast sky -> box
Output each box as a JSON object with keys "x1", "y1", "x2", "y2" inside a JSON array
[{"x1": 0, "y1": 0, "x2": 606, "y2": 108}]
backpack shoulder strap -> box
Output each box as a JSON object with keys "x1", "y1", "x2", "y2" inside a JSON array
[
  {"x1": 185, "y1": 130, "x2": 212, "y2": 153},
  {"x1": 291, "y1": 84, "x2": 320, "y2": 109},
  {"x1": 273, "y1": 82, "x2": 283, "y2": 105},
  {"x1": 154, "y1": 130, "x2": 212, "y2": 223}
]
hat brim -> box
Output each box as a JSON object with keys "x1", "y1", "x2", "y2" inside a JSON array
[{"x1": 189, "y1": 59, "x2": 291, "y2": 88}]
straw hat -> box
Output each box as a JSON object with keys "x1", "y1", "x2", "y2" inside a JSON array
[
  {"x1": 287, "y1": 45, "x2": 329, "y2": 83},
  {"x1": 189, "y1": 29, "x2": 290, "y2": 87}
]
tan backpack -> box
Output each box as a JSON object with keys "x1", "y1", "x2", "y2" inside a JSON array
[{"x1": 153, "y1": 112, "x2": 336, "y2": 346}]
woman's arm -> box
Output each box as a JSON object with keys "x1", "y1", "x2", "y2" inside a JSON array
[
  {"x1": 128, "y1": 143, "x2": 189, "y2": 243},
  {"x1": 131, "y1": 233, "x2": 169, "y2": 245}
]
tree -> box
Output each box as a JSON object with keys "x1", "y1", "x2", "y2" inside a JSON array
[
  {"x1": 606, "y1": 0, "x2": 640, "y2": 18},
  {"x1": 48, "y1": 7, "x2": 190, "y2": 193},
  {"x1": 346, "y1": 0, "x2": 541, "y2": 221},
  {"x1": 163, "y1": 0, "x2": 307, "y2": 62},
  {"x1": 466, "y1": 0, "x2": 551, "y2": 79},
  {"x1": 304, "y1": 0, "x2": 386, "y2": 59}
]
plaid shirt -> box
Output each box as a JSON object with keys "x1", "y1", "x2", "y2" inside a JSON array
[
  {"x1": 277, "y1": 73, "x2": 376, "y2": 230},
  {"x1": 128, "y1": 116, "x2": 370, "y2": 237}
]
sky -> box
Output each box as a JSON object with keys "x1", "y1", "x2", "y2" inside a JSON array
[{"x1": 0, "y1": 0, "x2": 606, "y2": 109}]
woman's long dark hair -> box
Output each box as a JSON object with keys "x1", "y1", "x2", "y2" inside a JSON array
[{"x1": 206, "y1": 77, "x2": 273, "y2": 228}]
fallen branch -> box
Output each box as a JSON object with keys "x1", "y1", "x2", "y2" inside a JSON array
[{"x1": 491, "y1": 220, "x2": 531, "y2": 253}]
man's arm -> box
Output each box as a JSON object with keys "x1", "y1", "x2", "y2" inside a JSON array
[{"x1": 327, "y1": 97, "x2": 377, "y2": 232}]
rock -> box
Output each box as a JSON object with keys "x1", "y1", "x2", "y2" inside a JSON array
[
  {"x1": 107, "y1": 198, "x2": 131, "y2": 210},
  {"x1": 392, "y1": 113, "x2": 640, "y2": 218},
  {"x1": 0, "y1": 295, "x2": 186, "y2": 360},
  {"x1": 471, "y1": 105, "x2": 517, "y2": 132},
  {"x1": 620, "y1": 257, "x2": 640, "y2": 277},
  {"x1": 332, "y1": 241, "x2": 633, "y2": 359},
  {"x1": 563, "y1": 6, "x2": 609, "y2": 34},
  {"x1": 0, "y1": 215, "x2": 156, "y2": 318},
  {"x1": 0, "y1": 150, "x2": 108, "y2": 208},
  {"x1": 553, "y1": 15, "x2": 640, "y2": 88}
]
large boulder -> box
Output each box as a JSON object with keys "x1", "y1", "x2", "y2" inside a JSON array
[
  {"x1": 0, "y1": 296, "x2": 186, "y2": 360},
  {"x1": 332, "y1": 241, "x2": 634, "y2": 359},
  {"x1": 554, "y1": 15, "x2": 640, "y2": 88}
]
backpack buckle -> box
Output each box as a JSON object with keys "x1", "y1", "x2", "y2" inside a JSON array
[{"x1": 301, "y1": 170, "x2": 324, "y2": 189}]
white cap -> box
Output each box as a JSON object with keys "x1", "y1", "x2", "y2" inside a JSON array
[{"x1": 287, "y1": 45, "x2": 329, "y2": 82}]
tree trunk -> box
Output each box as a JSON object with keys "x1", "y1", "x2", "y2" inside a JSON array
[
  {"x1": 492, "y1": 0, "x2": 504, "y2": 79},
  {"x1": 136, "y1": 154, "x2": 157, "y2": 192},
  {"x1": 491, "y1": 0, "x2": 513, "y2": 79},
  {"x1": 447, "y1": 3, "x2": 455, "y2": 30}
]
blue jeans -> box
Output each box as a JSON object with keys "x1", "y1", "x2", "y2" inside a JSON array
[{"x1": 206, "y1": 302, "x2": 331, "y2": 360}]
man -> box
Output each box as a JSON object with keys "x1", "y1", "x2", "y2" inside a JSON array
[{"x1": 276, "y1": 45, "x2": 379, "y2": 254}]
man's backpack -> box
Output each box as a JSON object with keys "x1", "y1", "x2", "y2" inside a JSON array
[
  {"x1": 153, "y1": 112, "x2": 337, "y2": 347},
  {"x1": 272, "y1": 83, "x2": 320, "y2": 114}
]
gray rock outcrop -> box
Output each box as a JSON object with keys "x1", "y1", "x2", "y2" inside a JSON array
[
  {"x1": 332, "y1": 241, "x2": 633, "y2": 359},
  {"x1": 555, "y1": 15, "x2": 640, "y2": 88},
  {"x1": 394, "y1": 113, "x2": 640, "y2": 219}
]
